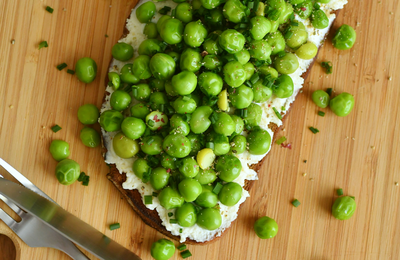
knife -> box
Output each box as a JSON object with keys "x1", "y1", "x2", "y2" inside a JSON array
[{"x1": 0, "y1": 177, "x2": 141, "y2": 260}]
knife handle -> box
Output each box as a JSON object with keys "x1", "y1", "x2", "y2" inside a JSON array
[{"x1": 0, "y1": 221, "x2": 23, "y2": 260}]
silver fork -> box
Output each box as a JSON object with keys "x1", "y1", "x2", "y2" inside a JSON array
[{"x1": 0, "y1": 159, "x2": 90, "y2": 260}]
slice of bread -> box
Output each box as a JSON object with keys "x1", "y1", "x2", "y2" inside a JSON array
[{"x1": 103, "y1": 3, "x2": 341, "y2": 245}]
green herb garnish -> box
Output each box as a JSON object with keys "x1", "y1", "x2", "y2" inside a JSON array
[
  {"x1": 292, "y1": 199, "x2": 301, "y2": 207},
  {"x1": 56, "y1": 63, "x2": 67, "y2": 71},
  {"x1": 45, "y1": 6, "x2": 54, "y2": 13},
  {"x1": 169, "y1": 219, "x2": 178, "y2": 224},
  {"x1": 321, "y1": 61, "x2": 333, "y2": 74},
  {"x1": 51, "y1": 124, "x2": 62, "y2": 133},
  {"x1": 109, "y1": 223, "x2": 120, "y2": 230},
  {"x1": 39, "y1": 41, "x2": 48, "y2": 49},
  {"x1": 67, "y1": 69, "x2": 75, "y2": 75},
  {"x1": 309, "y1": 127, "x2": 319, "y2": 134},
  {"x1": 159, "y1": 6, "x2": 171, "y2": 15},
  {"x1": 318, "y1": 111, "x2": 325, "y2": 117},
  {"x1": 144, "y1": 195, "x2": 153, "y2": 204},
  {"x1": 273, "y1": 107, "x2": 282, "y2": 119},
  {"x1": 180, "y1": 250, "x2": 192, "y2": 259},
  {"x1": 337, "y1": 189, "x2": 343, "y2": 196},
  {"x1": 326, "y1": 88, "x2": 333, "y2": 96},
  {"x1": 212, "y1": 182, "x2": 223, "y2": 195},
  {"x1": 177, "y1": 244, "x2": 187, "y2": 251},
  {"x1": 275, "y1": 136, "x2": 287, "y2": 145}
]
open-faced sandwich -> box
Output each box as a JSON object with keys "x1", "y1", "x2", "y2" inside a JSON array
[{"x1": 100, "y1": 0, "x2": 348, "y2": 244}]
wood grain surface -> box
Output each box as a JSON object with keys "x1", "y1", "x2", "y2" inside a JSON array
[{"x1": 0, "y1": 0, "x2": 399, "y2": 259}]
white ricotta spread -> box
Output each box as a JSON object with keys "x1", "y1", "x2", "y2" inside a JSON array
[{"x1": 101, "y1": 0, "x2": 347, "y2": 243}]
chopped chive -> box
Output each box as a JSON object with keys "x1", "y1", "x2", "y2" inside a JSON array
[
  {"x1": 290, "y1": 21, "x2": 299, "y2": 27},
  {"x1": 273, "y1": 107, "x2": 282, "y2": 120},
  {"x1": 321, "y1": 61, "x2": 333, "y2": 74},
  {"x1": 245, "y1": 124, "x2": 252, "y2": 131},
  {"x1": 275, "y1": 136, "x2": 287, "y2": 145},
  {"x1": 109, "y1": 223, "x2": 120, "y2": 230},
  {"x1": 177, "y1": 244, "x2": 187, "y2": 251},
  {"x1": 309, "y1": 127, "x2": 319, "y2": 134},
  {"x1": 132, "y1": 87, "x2": 138, "y2": 97},
  {"x1": 169, "y1": 219, "x2": 178, "y2": 224},
  {"x1": 144, "y1": 195, "x2": 153, "y2": 204},
  {"x1": 337, "y1": 188, "x2": 343, "y2": 196},
  {"x1": 159, "y1": 104, "x2": 165, "y2": 112},
  {"x1": 291, "y1": 199, "x2": 301, "y2": 207},
  {"x1": 250, "y1": 73, "x2": 260, "y2": 84},
  {"x1": 147, "y1": 119, "x2": 155, "y2": 127},
  {"x1": 212, "y1": 182, "x2": 223, "y2": 195},
  {"x1": 318, "y1": 111, "x2": 325, "y2": 117},
  {"x1": 51, "y1": 124, "x2": 62, "y2": 133},
  {"x1": 313, "y1": 3, "x2": 320, "y2": 9},
  {"x1": 180, "y1": 250, "x2": 192, "y2": 259},
  {"x1": 152, "y1": 192, "x2": 158, "y2": 197},
  {"x1": 206, "y1": 142, "x2": 214, "y2": 150},
  {"x1": 56, "y1": 63, "x2": 67, "y2": 71},
  {"x1": 78, "y1": 172, "x2": 86, "y2": 182},
  {"x1": 243, "y1": 109, "x2": 248, "y2": 117},
  {"x1": 159, "y1": 6, "x2": 171, "y2": 15},
  {"x1": 284, "y1": 31, "x2": 293, "y2": 40},
  {"x1": 247, "y1": 2, "x2": 254, "y2": 9},
  {"x1": 326, "y1": 88, "x2": 333, "y2": 96},
  {"x1": 182, "y1": 95, "x2": 191, "y2": 101},
  {"x1": 45, "y1": 6, "x2": 54, "y2": 13},
  {"x1": 39, "y1": 41, "x2": 48, "y2": 49},
  {"x1": 142, "y1": 168, "x2": 152, "y2": 183},
  {"x1": 105, "y1": 34, "x2": 109, "y2": 38},
  {"x1": 168, "y1": 212, "x2": 173, "y2": 217},
  {"x1": 303, "y1": 160, "x2": 307, "y2": 163},
  {"x1": 281, "y1": 106, "x2": 286, "y2": 111},
  {"x1": 146, "y1": 137, "x2": 155, "y2": 145},
  {"x1": 179, "y1": 228, "x2": 183, "y2": 233},
  {"x1": 350, "y1": 196, "x2": 355, "y2": 200},
  {"x1": 67, "y1": 69, "x2": 75, "y2": 75},
  {"x1": 277, "y1": 51, "x2": 286, "y2": 58}
]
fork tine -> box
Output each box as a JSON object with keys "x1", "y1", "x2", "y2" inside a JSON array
[
  {"x1": 0, "y1": 194, "x2": 25, "y2": 216},
  {"x1": 0, "y1": 208, "x2": 17, "y2": 227}
]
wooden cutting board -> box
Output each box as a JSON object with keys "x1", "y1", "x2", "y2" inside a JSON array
[{"x1": 1, "y1": 0, "x2": 399, "y2": 259}]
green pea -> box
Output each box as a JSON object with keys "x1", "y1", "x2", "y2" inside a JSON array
[
  {"x1": 99, "y1": 110, "x2": 124, "y2": 132},
  {"x1": 133, "y1": 158, "x2": 151, "y2": 182},
  {"x1": 146, "y1": 111, "x2": 168, "y2": 131},
  {"x1": 120, "y1": 64, "x2": 139, "y2": 84},
  {"x1": 121, "y1": 117, "x2": 146, "y2": 140},
  {"x1": 187, "y1": 133, "x2": 204, "y2": 156},
  {"x1": 75, "y1": 57, "x2": 97, "y2": 84},
  {"x1": 194, "y1": 168, "x2": 217, "y2": 184},
  {"x1": 231, "y1": 115, "x2": 244, "y2": 135},
  {"x1": 111, "y1": 43, "x2": 134, "y2": 62},
  {"x1": 178, "y1": 178, "x2": 202, "y2": 202},
  {"x1": 206, "y1": 131, "x2": 230, "y2": 156},
  {"x1": 279, "y1": 2, "x2": 294, "y2": 24},
  {"x1": 195, "y1": 185, "x2": 218, "y2": 208},
  {"x1": 223, "y1": 61, "x2": 246, "y2": 88},
  {"x1": 110, "y1": 90, "x2": 131, "y2": 111},
  {"x1": 312, "y1": 90, "x2": 330, "y2": 108},
  {"x1": 265, "y1": 31, "x2": 286, "y2": 55},
  {"x1": 149, "y1": 78, "x2": 165, "y2": 91},
  {"x1": 184, "y1": 20, "x2": 208, "y2": 47},
  {"x1": 266, "y1": 0, "x2": 286, "y2": 21},
  {"x1": 150, "y1": 239, "x2": 175, "y2": 260},
  {"x1": 332, "y1": 24, "x2": 357, "y2": 50},
  {"x1": 296, "y1": 42, "x2": 318, "y2": 60},
  {"x1": 170, "y1": 114, "x2": 190, "y2": 136},
  {"x1": 289, "y1": 0, "x2": 305, "y2": 4},
  {"x1": 332, "y1": 196, "x2": 356, "y2": 220},
  {"x1": 77, "y1": 104, "x2": 99, "y2": 125},
  {"x1": 254, "y1": 216, "x2": 278, "y2": 239},
  {"x1": 156, "y1": 15, "x2": 171, "y2": 33},
  {"x1": 80, "y1": 127, "x2": 100, "y2": 148},
  {"x1": 150, "y1": 53, "x2": 176, "y2": 80},
  {"x1": 175, "y1": 3, "x2": 193, "y2": 23},
  {"x1": 176, "y1": 203, "x2": 197, "y2": 227},
  {"x1": 108, "y1": 72, "x2": 120, "y2": 90},
  {"x1": 201, "y1": 0, "x2": 224, "y2": 9},
  {"x1": 219, "y1": 29, "x2": 245, "y2": 54},
  {"x1": 311, "y1": 9, "x2": 329, "y2": 29},
  {"x1": 149, "y1": 92, "x2": 169, "y2": 110},
  {"x1": 143, "y1": 22, "x2": 158, "y2": 39},
  {"x1": 190, "y1": 106, "x2": 213, "y2": 134},
  {"x1": 180, "y1": 48, "x2": 202, "y2": 72},
  {"x1": 243, "y1": 103, "x2": 262, "y2": 127},
  {"x1": 218, "y1": 182, "x2": 242, "y2": 206},
  {"x1": 249, "y1": 40, "x2": 272, "y2": 61},
  {"x1": 203, "y1": 55, "x2": 221, "y2": 70},
  {"x1": 274, "y1": 53, "x2": 299, "y2": 74},
  {"x1": 141, "y1": 135, "x2": 163, "y2": 155},
  {"x1": 196, "y1": 208, "x2": 222, "y2": 230},
  {"x1": 160, "y1": 18, "x2": 183, "y2": 44},
  {"x1": 231, "y1": 135, "x2": 246, "y2": 154},
  {"x1": 163, "y1": 134, "x2": 191, "y2": 158},
  {"x1": 285, "y1": 23, "x2": 308, "y2": 49},
  {"x1": 329, "y1": 92, "x2": 355, "y2": 117},
  {"x1": 161, "y1": 153, "x2": 177, "y2": 170},
  {"x1": 136, "y1": 1, "x2": 156, "y2": 23},
  {"x1": 227, "y1": 49, "x2": 250, "y2": 65},
  {"x1": 164, "y1": 80, "x2": 178, "y2": 97},
  {"x1": 269, "y1": 20, "x2": 280, "y2": 33},
  {"x1": 55, "y1": 159, "x2": 80, "y2": 185},
  {"x1": 274, "y1": 74, "x2": 294, "y2": 98},
  {"x1": 250, "y1": 16, "x2": 271, "y2": 40},
  {"x1": 223, "y1": 0, "x2": 246, "y2": 23},
  {"x1": 215, "y1": 154, "x2": 241, "y2": 182},
  {"x1": 198, "y1": 72, "x2": 223, "y2": 96},
  {"x1": 172, "y1": 96, "x2": 197, "y2": 114},
  {"x1": 131, "y1": 83, "x2": 150, "y2": 101},
  {"x1": 243, "y1": 62, "x2": 255, "y2": 80},
  {"x1": 248, "y1": 128, "x2": 271, "y2": 155},
  {"x1": 253, "y1": 81, "x2": 273, "y2": 102},
  {"x1": 113, "y1": 132, "x2": 139, "y2": 158},
  {"x1": 171, "y1": 71, "x2": 197, "y2": 95},
  {"x1": 132, "y1": 55, "x2": 152, "y2": 80},
  {"x1": 258, "y1": 66, "x2": 278, "y2": 79},
  {"x1": 150, "y1": 167, "x2": 170, "y2": 190},
  {"x1": 203, "y1": 39, "x2": 222, "y2": 55},
  {"x1": 212, "y1": 112, "x2": 235, "y2": 136},
  {"x1": 138, "y1": 39, "x2": 162, "y2": 56},
  {"x1": 130, "y1": 103, "x2": 150, "y2": 120},
  {"x1": 317, "y1": 0, "x2": 331, "y2": 3},
  {"x1": 229, "y1": 85, "x2": 253, "y2": 109},
  {"x1": 179, "y1": 157, "x2": 200, "y2": 178},
  {"x1": 293, "y1": 1, "x2": 313, "y2": 19},
  {"x1": 49, "y1": 140, "x2": 70, "y2": 161}
]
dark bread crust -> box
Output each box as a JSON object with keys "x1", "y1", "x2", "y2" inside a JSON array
[{"x1": 103, "y1": 6, "x2": 340, "y2": 245}]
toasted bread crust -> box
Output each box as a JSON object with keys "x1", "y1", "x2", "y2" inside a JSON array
[{"x1": 103, "y1": 5, "x2": 340, "y2": 245}]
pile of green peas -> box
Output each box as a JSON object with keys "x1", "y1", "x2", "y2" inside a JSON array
[{"x1": 100, "y1": 0, "x2": 335, "y2": 233}]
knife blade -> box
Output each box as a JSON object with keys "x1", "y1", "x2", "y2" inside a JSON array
[{"x1": 0, "y1": 178, "x2": 141, "y2": 260}]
